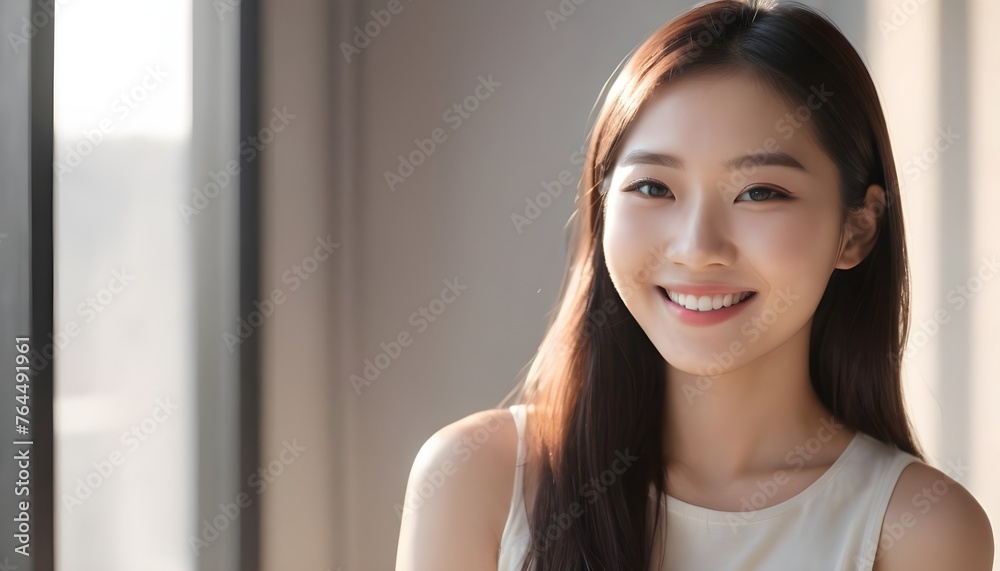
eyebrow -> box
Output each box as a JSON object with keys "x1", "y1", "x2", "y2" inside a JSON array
[{"x1": 617, "y1": 150, "x2": 807, "y2": 172}]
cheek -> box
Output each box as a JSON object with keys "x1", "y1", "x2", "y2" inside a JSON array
[
  {"x1": 602, "y1": 197, "x2": 663, "y2": 297},
  {"x1": 733, "y1": 207, "x2": 840, "y2": 284}
]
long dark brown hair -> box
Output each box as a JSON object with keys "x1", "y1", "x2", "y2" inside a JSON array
[{"x1": 504, "y1": 0, "x2": 925, "y2": 569}]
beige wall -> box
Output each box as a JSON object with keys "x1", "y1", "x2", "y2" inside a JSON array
[
  {"x1": 259, "y1": 0, "x2": 337, "y2": 569},
  {"x1": 259, "y1": 1, "x2": 1000, "y2": 569}
]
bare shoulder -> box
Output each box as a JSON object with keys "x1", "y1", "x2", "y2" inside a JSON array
[
  {"x1": 408, "y1": 407, "x2": 521, "y2": 528},
  {"x1": 394, "y1": 407, "x2": 521, "y2": 571},
  {"x1": 873, "y1": 460, "x2": 994, "y2": 571}
]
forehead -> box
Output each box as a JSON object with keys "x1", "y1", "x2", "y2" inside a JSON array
[{"x1": 615, "y1": 69, "x2": 825, "y2": 169}]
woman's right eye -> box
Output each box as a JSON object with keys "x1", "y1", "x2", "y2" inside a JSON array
[{"x1": 622, "y1": 178, "x2": 672, "y2": 198}]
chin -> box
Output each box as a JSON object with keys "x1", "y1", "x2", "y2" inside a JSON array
[{"x1": 648, "y1": 331, "x2": 750, "y2": 378}]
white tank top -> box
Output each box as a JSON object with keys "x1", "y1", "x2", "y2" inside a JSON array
[{"x1": 496, "y1": 403, "x2": 921, "y2": 571}]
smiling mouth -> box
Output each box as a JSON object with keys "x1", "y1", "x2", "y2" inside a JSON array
[{"x1": 657, "y1": 286, "x2": 757, "y2": 312}]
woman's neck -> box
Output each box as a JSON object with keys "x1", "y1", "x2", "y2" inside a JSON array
[{"x1": 662, "y1": 322, "x2": 851, "y2": 486}]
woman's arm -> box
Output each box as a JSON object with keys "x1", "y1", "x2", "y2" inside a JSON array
[
  {"x1": 873, "y1": 461, "x2": 994, "y2": 570},
  {"x1": 395, "y1": 408, "x2": 518, "y2": 571}
]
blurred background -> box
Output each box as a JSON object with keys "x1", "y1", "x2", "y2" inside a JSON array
[{"x1": 0, "y1": 0, "x2": 997, "y2": 569}]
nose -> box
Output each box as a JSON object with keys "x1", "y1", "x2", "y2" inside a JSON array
[{"x1": 665, "y1": 192, "x2": 737, "y2": 268}]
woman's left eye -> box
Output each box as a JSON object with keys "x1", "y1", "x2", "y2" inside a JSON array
[
  {"x1": 736, "y1": 186, "x2": 785, "y2": 202},
  {"x1": 622, "y1": 178, "x2": 672, "y2": 198}
]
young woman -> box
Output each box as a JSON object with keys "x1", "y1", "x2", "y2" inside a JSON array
[{"x1": 395, "y1": 1, "x2": 994, "y2": 569}]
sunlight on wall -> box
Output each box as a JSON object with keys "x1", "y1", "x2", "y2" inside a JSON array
[
  {"x1": 868, "y1": 0, "x2": 999, "y2": 565},
  {"x1": 968, "y1": 0, "x2": 1000, "y2": 550},
  {"x1": 867, "y1": 0, "x2": 942, "y2": 461}
]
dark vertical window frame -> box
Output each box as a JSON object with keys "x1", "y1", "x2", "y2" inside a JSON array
[
  {"x1": 0, "y1": 1, "x2": 54, "y2": 570},
  {"x1": 29, "y1": 0, "x2": 55, "y2": 568},
  {"x1": 238, "y1": 1, "x2": 262, "y2": 570}
]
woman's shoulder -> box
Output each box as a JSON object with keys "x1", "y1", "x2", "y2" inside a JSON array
[
  {"x1": 396, "y1": 406, "x2": 523, "y2": 565},
  {"x1": 872, "y1": 459, "x2": 994, "y2": 570}
]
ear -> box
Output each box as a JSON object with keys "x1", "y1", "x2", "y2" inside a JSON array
[{"x1": 835, "y1": 184, "x2": 886, "y2": 270}]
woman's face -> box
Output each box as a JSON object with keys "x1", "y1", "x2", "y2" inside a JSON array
[{"x1": 602, "y1": 69, "x2": 849, "y2": 377}]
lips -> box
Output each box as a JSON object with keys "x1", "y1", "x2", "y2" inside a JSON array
[{"x1": 657, "y1": 286, "x2": 756, "y2": 312}]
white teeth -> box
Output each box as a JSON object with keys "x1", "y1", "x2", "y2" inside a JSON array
[{"x1": 666, "y1": 290, "x2": 753, "y2": 311}]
